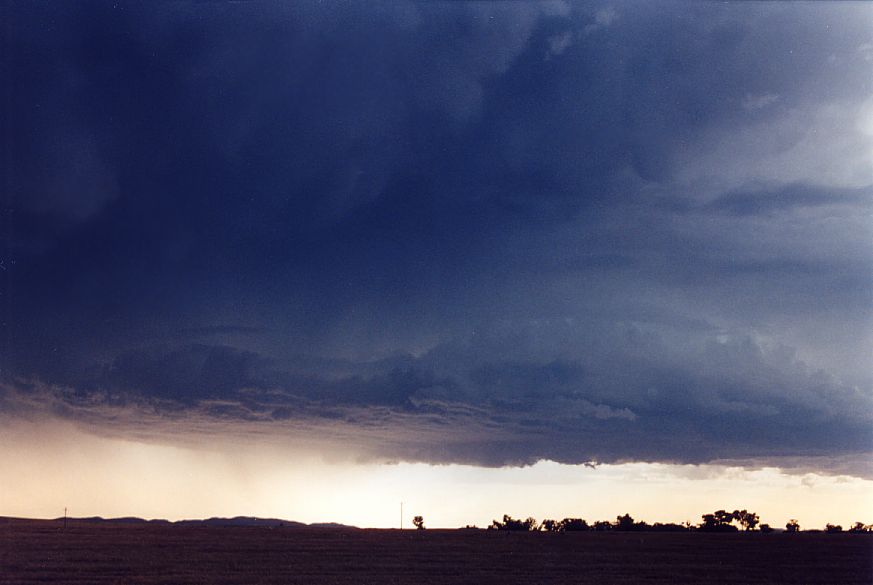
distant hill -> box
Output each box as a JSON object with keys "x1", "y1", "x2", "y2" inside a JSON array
[
  {"x1": 308, "y1": 522, "x2": 357, "y2": 529},
  {"x1": 175, "y1": 517, "x2": 306, "y2": 528},
  {"x1": 56, "y1": 516, "x2": 172, "y2": 525},
  {"x1": 33, "y1": 515, "x2": 357, "y2": 529}
]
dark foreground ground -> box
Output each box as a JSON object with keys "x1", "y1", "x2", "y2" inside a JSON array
[{"x1": 1, "y1": 519, "x2": 871, "y2": 584}]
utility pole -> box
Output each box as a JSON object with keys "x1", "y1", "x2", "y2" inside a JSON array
[
  {"x1": 400, "y1": 502, "x2": 403, "y2": 530},
  {"x1": 63, "y1": 507, "x2": 67, "y2": 530}
]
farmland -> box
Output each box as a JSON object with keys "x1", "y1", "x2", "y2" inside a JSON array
[{"x1": 1, "y1": 519, "x2": 870, "y2": 584}]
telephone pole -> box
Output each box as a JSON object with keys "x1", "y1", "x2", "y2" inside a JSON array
[{"x1": 400, "y1": 501, "x2": 403, "y2": 530}]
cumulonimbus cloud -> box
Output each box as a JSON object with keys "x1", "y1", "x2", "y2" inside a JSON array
[{"x1": 2, "y1": 1, "x2": 871, "y2": 479}]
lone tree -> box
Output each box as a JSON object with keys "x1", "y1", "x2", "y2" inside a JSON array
[
  {"x1": 785, "y1": 519, "x2": 800, "y2": 533},
  {"x1": 413, "y1": 516, "x2": 425, "y2": 530}
]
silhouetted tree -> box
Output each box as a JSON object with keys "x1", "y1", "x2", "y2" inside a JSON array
[
  {"x1": 699, "y1": 510, "x2": 738, "y2": 532},
  {"x1": 785, "y1": 519, "x2": 800, "y2": 533},
  {"x1": 413, "y1": 515, "x2": 425, "y2": 530},
  {"x1": 592, "y1": 520, "x2": 613, "y2": 531},
  {"x1": 733, "y1": 509, "x2": 760, "y2": 531},
  {"x1": 489, "y1": 514, "x2": 538, "y2": 532},
  {"x1": 825, "y1": 523, "x2": 842, "y2": 533},
  {"x1": 699, "y1": 515, "x2": 716, "y2": 531},
  {"x1": 848, "y1": 522, "x2": 872, "y2": 533},
  {"x1": 560, "y1": 518, "x2": 589, "y2": 532},
  {"x1": 759, "y1": 524, "x2": 773, "y2": 533},
  {"x1": 541, "y1": 519, "x2": 560, "y2": 532},
  {"x1": 615, "y1": 514, "x2": 635, "y2": 531}
]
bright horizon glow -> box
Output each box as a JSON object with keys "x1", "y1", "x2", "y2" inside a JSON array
[{"x1": 2, "y1": 419, "x2": 870, "y2": 530}]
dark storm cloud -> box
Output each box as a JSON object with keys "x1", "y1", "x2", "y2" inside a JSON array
[{"x1": 3, "y1": 2, "x2": 871, "y2": 473}]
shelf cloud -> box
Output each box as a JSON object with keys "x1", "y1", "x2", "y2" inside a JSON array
[{"x1": 3, "y1": 1, "x2": 871, "y2": 478}]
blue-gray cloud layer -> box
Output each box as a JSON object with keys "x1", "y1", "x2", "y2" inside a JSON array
[{"x1": 3, "y1": 1, "x2": 872, "y2": 472}]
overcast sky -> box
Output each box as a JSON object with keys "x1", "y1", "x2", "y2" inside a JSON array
[{"x1": 2, "y1": 1, "x2": 872, "y2": 525}]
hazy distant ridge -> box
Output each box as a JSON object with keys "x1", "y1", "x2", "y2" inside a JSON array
[{"x1": 31, "y1": 515, "x2": 357, "y2": 529}]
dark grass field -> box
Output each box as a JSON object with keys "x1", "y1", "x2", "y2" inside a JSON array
[{"x1": 1, "y1": 519, "x2": 871, "y2": 584}]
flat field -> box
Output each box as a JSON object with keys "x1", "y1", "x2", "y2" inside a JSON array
[{"x1": 1, "y1": 519, "x2": 870, "y2": 584}]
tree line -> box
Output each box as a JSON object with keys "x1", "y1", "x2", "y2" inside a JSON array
[{"x1": 462, "y1": 511, "x2": 873, "y2": 533}]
